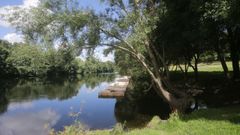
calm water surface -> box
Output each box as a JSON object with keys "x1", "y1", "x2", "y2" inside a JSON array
[
  {"x1": 0, "y1": 75, "x2": 119, "y2": 135},
  {"x1": 0, "y1": 75, "x2": 170, "y2": 135}
]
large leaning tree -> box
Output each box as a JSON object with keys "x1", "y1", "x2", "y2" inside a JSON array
[
  {"x1": 3, "y1": 0, "x2": 193, "y2": 112},
  {"x1": 96, "y1": 0, "x2": 193, "y2": 111}
]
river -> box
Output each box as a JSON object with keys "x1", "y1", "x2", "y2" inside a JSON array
[{"x1": 0, "y1": 74, "x2": 170, "y2": 135}]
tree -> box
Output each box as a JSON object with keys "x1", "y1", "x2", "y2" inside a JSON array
[
  {"x1": 153, "y1": 0, "x2": 206, "y2": 81},
  {"x1": 76, "y1": 56, "x2": 115, "y2": 74},
  {"x1": 202, "y1": 0, "x2": 240, "y2": 79},
  {"x1": 94, "y1": 0, "x2": 193, "y2": 111},
  {"x1": 0, "y1": 40, "x2": 11, "y2": 76},
  {"x1": 4, "y1": 0, "x2": 192, "y2": 111},
  {"x1": 6, "y1": 44, "x2": 49, "y2": 76},
  {"x1": 227, "y1": 0, "x2": 240, "y2": 79},
  {"x1": 0, "y1": 40, "x2": 18, "y2": 76}
]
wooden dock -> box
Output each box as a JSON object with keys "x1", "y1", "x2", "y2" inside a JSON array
[{"x1": 98, "y1": 76, "x2": 130, "y2": 98}]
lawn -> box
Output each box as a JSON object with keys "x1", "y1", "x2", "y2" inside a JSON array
[{"x1": 171, "y1": 61, "x2": 233, "y2": 72}]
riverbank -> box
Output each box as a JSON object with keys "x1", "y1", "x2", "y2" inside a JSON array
[{"x1": 51, "y1": 105, "x2": 240, "y2": 135}]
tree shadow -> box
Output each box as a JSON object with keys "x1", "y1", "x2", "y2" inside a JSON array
[
  {"x1": 179, "y1": 104, "x2": 240, "y2": 124},
  {"x1": 171, "y1": 71, "x2": 240, "y2": 124},
  {"x1": 117, "y1": 71, "x2": 240, "y2": 128},
  {"x1": 114, "y1": 87, "x2": 171, "y2": 129}
]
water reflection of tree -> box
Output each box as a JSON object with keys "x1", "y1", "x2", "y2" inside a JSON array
[
  {"x1": 6, "y1": 79, "x2": 80, "y2": 101},
  {"x1": 0, "y1": 74, "x2": 115, "y2": 114},
  {"x1": 77, "y1": 74, "x2": 115, "y2": 89},
  {"x1": 114, "y1": 79, "x2": 171, "y2": 129},
  {"x1": 0, "y1": 79, "x2": 18, "y2": 114},
  {"x1": 0, "y1": 91, "x2": 8, "y2": 114}
]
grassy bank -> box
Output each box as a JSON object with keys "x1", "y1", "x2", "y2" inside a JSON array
[
  {"x1": 51, "y1": 105, "x2": 240, "y2": 135},
  {"x1": 171, "y1": 61, "x2": 233, "y2": 72}
]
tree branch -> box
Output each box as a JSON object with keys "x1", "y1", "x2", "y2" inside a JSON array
[
  {"x1": 99, "y1": 27, "x2": 137, "y2": 53},
  {"x1": 80, "y1": 43, "x2": 138, "y2": 58}
]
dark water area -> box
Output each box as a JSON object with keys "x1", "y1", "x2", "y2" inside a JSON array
[{"x1": 0, "y1": 75, "x2": 170, "y2": 135}]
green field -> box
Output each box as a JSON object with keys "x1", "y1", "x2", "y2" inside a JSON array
[{"x1": 171, "y1": 61, "x2": 233, "y2": 72}]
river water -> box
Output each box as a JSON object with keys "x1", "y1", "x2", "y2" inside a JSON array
[{"x1": 0, "y1": 74, "x2": 170, "y2": 135}]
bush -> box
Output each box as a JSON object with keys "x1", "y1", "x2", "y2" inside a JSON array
[{"x1": 6, "y1": 44, "x2": 49, "y2": 76}]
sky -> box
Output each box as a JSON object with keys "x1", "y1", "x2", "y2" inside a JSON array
[{"x1": 0, "y1": 0, "x2": 114, "y2": 62}]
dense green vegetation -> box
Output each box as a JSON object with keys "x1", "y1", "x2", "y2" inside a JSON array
[
  {"x1": 77, "y1": 57, "x2": 115, "y2": 74},
  {"x1": 0, "y1": 41, "x2": 115, "y2": 77}
]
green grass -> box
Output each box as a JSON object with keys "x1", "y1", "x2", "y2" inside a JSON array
[
  {"x1": 51, "y1": 105, "x2": 240, "y2": 135},
  {"x1": 194, "y1": 61, "x2": 232, "y2": 72},
  {"x1": 171, "y1": 61, "x2": 233, "y2": 72}
]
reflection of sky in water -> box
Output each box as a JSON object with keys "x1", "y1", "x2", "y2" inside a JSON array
[
  {"x1": 0, "y1": 81, "x2": 117, "y2": 134},
  {"x1": 8, "y1": 102, "x2": 33, "y2": 110},
  {"x1": 0, "y1": 109, "x2": 60, "y2": 135}
]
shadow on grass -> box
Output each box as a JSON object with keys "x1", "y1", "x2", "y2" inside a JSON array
[
  {"x1": 117, "y1": 71, "x2": 240, "y2": 128},
  {"x1": 171, "y1": 71, "x2": 240, "y2": 106},
  {"x1": 180, "y1": 104, "x2": 240, "y2": 124},
  {"x1": 169, "y1": 71, "x2": 240, "y2": 125}
]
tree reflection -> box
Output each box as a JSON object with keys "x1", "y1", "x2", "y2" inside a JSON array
[
  {"x1": 6, "y1": 79, "x2": 80, "y2": 101},
  {"x1": 0, "y1": 74, "x2": 115, "y2": 114},
  {"x1": 114, "y1": 86, "x2": 171, "y2": 129},
  {"x1": 0, "y1": 92, "x2": 8, "y2": 114},
  {"x1": 77, "y1": 74, "x2": 115, "y2": 89},
  {"x1": 0, "y1": 79, "x2": 18, "y2": 114}
]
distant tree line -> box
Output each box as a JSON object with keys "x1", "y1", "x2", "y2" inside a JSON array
[
  {"x1": 77, "y1": 56, "x2": 115, "y2": 75},
  {"x1": 0, "y1": 40, "x2": 115, "y2": 77}
]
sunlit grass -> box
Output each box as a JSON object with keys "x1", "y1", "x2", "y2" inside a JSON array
[{"x1": 170, "y1": 61, "x2": 233, "y2": 72}]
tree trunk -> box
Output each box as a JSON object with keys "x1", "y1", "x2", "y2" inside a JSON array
[
  {"x1": 151, "y1": 77, "x2": 190, "y2": 112},
  {"x1": 137, "y1": 41, "x2": 191, "y2": 113},
  {"x1": 219, "y1": 53, "x2": 230, "y2": 78},
  {"x1": 215, "y1": 43, "x2": 229, "y2": 78},
  {"x1": 230, "y1": 43, "x2": 240, "y2": 79},
  {"x1": 184, "y1": 60, "x2": 189, "y2": 77},
  {"x1": 193, "y1": 54, "x2": 199, "y2": 82},
  {"x1": 116, "y1": 43, "x2": 191, "y2": 112},
  {"x1": 228, "y1": 26, "x2": 240, "y2": 79}
]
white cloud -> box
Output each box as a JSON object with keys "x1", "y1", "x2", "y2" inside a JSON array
[
  {"x1": 0, "y1": 20, "x2": 11, "y2": 27},
  {"x1": 77, "y1": 47, "x2": 115, "y2": 62},
  {"x1": 0, "y1": 6, "x2": 16, "y2": 28},
  {"x1": 97, "y1": 53, "x2": 114, "y2": 62},
  {"x1": 94, "y1": 46, "x2": 115, "y2": 62},
  {"x1": 0, "y1": 109, "x2": 60, "y2": 135},
  {"x1": 3, "y1": 33, "x2": 24, "y2": 43},
  {"x1": 8, "y1": 102, "x2": 33, "y2": 110},
  {"x1": 0, "y1": 0, "x2": 40, "y2": 28},
  {"x1": 23, "y1": 0, "x2": 40, "y2": 8}
]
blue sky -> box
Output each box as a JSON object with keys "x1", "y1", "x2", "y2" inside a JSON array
[
  {"x1": 0, "y1": 0, "x2": 20, "y2": 38},
  {"x1": 0, "y1": 0, "x2": 105, "y2": 39},
  {"x1": 0, "y1": 0, "x2": 114, "y2": 62},
  {"x1": 0, "y1": 0, "x2": 22, "y2": 6}
]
